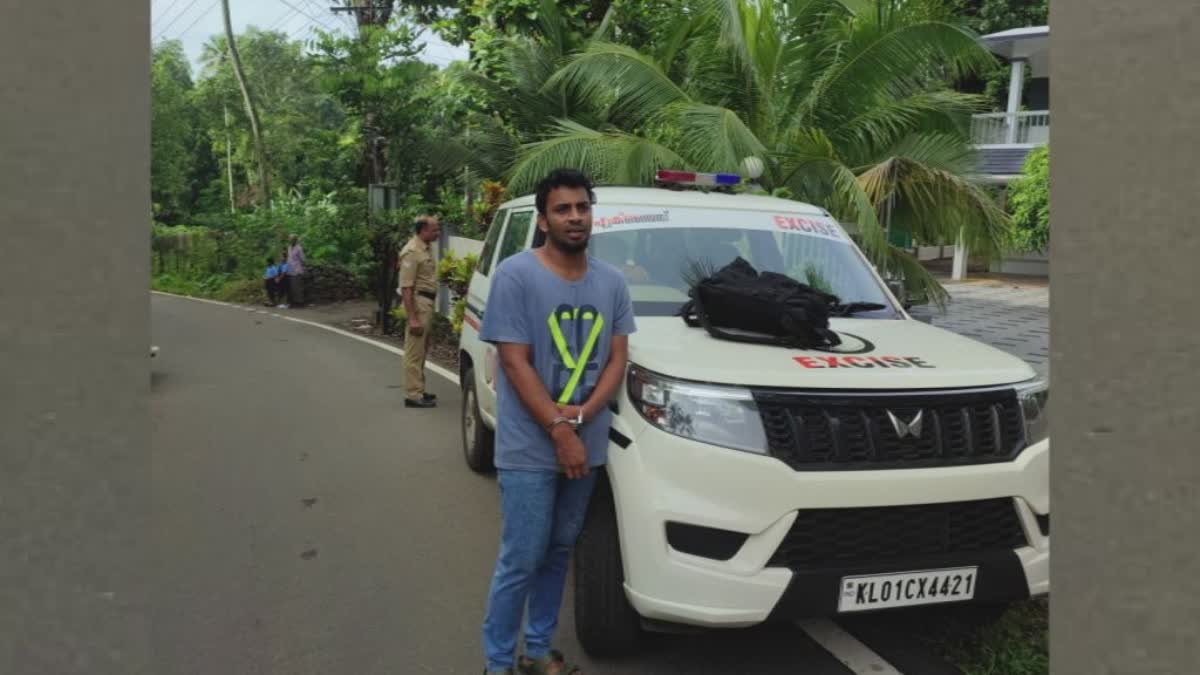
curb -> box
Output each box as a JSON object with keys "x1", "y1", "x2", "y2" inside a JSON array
[{"x1": 151, "y1": 291, "x2": 462, "y2": 387}]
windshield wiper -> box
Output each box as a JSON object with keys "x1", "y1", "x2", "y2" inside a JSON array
[{"x1": 831, "y1": 301, "x2": 888, "y2": 317}]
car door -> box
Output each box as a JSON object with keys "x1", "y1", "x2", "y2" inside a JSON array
[{"x1": 470, "y1": 208, "x2": 536, "y2": 419}]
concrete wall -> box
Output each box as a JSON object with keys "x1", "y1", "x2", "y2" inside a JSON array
[
  {"x1": 990, "y1": 249, "x2": 1050, "y2": 276},
  {"x1": 432, "y1": 236, "x2": 484, "y2": 319},
  {"x1": 447, "y1": 236, "x2": 484, "y2": 259}
]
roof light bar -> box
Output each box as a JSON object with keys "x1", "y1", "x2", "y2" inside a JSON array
[{"x1": 656, "y1": 170, "x2": 742, "y2": 187}]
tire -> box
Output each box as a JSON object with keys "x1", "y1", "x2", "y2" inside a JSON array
[
  {"x1": 574, "y1": 474, "x2": 643, "y2": 658},
  {"x1": 461, "y1": 366, "x2": 495, "y2": 473}
]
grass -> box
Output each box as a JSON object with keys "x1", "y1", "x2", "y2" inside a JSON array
[
  {"x1": 152, "y1": 274, "x2": 266, "y2": 305},
  {"x1": 920, "y1": 598, "x2": 1049, "y2": 675}
]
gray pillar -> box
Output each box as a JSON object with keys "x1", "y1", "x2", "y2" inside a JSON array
[
  {"x1": 952, "y1": 228, "x2": 969, "y2": 281},
  {"x1": 437, "y1": 223, "x2": 451, "y2": 317},
  {"x1": 1005, "y1": 58, "x2": 1027, "y2": 144}
]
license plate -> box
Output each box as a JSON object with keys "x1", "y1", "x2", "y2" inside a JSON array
[{"x1": 837, "y1": 566, "x2": 978, "y2": 612}]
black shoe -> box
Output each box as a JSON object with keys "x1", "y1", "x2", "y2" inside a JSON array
[
  {"x1": 423, "y1": 392, "x2": 437, "y2": 401},
  {"x1": 405, "y1": 397, "x2": 436, "y2": 409}
]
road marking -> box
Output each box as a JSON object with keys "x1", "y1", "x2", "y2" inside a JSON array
[
  {"x1": 151, "y1": 291, "x2": 461, "y2": 386},
  {"x1": 796, "y1": 619, "x2": 904, "y2": 675}
]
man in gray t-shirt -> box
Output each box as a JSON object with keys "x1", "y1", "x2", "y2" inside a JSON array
[{"x1": 478, "y1": 169, "x2": 635, "y2": 675}]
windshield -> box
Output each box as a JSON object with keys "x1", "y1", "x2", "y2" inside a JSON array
[{"x1": 587, "y1": 206, "x2": 899, "y2": 319}]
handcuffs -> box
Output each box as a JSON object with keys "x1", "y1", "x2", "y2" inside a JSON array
[{"x1": 547, "y1": 406, "x2": 584, "y2": 433}]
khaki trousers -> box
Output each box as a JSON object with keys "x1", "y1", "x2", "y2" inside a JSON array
[{"x1": 404, "y1": 295, "x2": 435, "y2": 400}]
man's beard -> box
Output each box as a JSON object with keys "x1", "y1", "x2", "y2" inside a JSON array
[{"x1": 547, "y1": 230, "x2": 589, "y2": 255}]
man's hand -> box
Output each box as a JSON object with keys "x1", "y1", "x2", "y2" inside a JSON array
[
  {"x1": 408, "y1": 317, "x2": 424, "y2": 337},
  {"x1": 550, "y1": 423, "x2": 589, "y2": 479},
  {"x1": 557, "y1": 404, "x2": 587, "y2": 424}
]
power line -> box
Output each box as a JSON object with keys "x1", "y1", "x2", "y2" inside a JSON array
[
  {"x1": 155, "y1": 0, "x2": 205, "y2": 39},
  {"x1": 288, "y1": 18, "x2": 324, "y2": 43},
  {"x1": 152, "y1": 0, "x2": 189, "y2": 31},
  {"x1": 175, "y1": 0, "x2": 220, "y2": 41},
  {"x1": 306, "y1": 0, "x2": 352, "y2": 31},
  {"x1": 268, "y1": 6, "x2": 305, "y2": 32},
  {"x1": 274, "y1": 0, "x2": 340, "y2": 34}
]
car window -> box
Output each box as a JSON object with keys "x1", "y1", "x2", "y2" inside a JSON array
[
  {"x1": 496, "y1": 210, "x2": 534, "y2": 266},
  {"x1": 476, "y1": 209, "x2": 509, "y2": 276}
]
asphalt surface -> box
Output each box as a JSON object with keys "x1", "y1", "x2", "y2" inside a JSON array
[{"x1": 150, "y1": 294, "x2": 953, "y2": 675}]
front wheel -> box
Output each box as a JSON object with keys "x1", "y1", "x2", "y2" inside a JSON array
[
  {"x1": 573, "y1": 474, "x2": 643, "y2": 658},
  {"x1": 461, "y1": 366, "x2": 494, "y2": 473}
]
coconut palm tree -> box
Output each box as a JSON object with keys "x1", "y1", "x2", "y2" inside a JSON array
[{"x1": 494, "y1": 0, "x2": 1009, "y2": 304}]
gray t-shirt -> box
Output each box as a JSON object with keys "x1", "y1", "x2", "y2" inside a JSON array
[{"x1": 479, "y1": 249, "x2": 637, "y2": 472}]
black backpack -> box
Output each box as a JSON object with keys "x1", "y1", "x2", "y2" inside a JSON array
[{"x1": 678, "y1": 257, "x2": 843, "y2": 350}]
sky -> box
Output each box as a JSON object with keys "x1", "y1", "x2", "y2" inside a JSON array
[{"x1": 151, "y1": 0, "x2": 469, "y2": 75}]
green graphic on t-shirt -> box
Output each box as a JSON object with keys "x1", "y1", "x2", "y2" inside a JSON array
[{"x1": 547, "y1": 304, "x2": 605, "y2": 405}]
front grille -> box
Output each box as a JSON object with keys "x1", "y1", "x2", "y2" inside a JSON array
[
  {"x1": 754, "y1": 387, "x2": 1026, "y2": 471},
  {"x1": 767, "y1": 498, "x2": 1028, "y2": 569}
]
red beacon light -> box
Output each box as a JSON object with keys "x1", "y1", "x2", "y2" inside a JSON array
[{"x1": 655, "y1": 170, "x2": 742, "y2": 187}]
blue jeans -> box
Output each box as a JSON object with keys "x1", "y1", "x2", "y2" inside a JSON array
[{"x1": 482, "y1": 468, "x2": 598, "y2": 671}]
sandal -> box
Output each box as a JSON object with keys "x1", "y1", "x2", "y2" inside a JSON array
[{"x1": 517, "y1": 649, "x2": 583, "y2": 675}]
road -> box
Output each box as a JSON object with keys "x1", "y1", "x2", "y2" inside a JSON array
[{"x1": 150, "y1": 294, "x2": 959, "y2": 675}]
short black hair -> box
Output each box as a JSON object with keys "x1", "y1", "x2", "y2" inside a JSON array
[
  {"x1": 414, "y1": 217, "x2": 432, "y2": 235},
  {"x1": 535, "y1": 168, "x2": 596, "y2": 215}
]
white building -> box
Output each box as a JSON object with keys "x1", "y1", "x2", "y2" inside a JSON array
[{"x1": 947, "y1": 25, "x2": 1050, "y2": 279}]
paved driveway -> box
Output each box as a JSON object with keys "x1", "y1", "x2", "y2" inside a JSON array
[{"x1": 909, "y1": 279, "x2": 1050, "y2": 380}]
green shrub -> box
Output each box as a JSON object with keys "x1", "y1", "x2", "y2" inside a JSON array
[
  {"x1": 1006, "y1": 146, "x2": 1049, "y2": 254},
  {"x1": 214, "y1": 278, "x2": 269, "y2": 304},
  {"x1": 437, "y1": 250, "x2": 479, "y2": 335},
  {"x1": 150, "y1": 189, "x2": 375, "y2": 298}
]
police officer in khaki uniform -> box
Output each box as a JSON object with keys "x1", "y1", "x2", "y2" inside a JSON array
[{"x1": 398, "y1": 215, "x2": 442, "y2": 408}]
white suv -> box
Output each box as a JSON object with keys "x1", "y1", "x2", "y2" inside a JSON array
[{"x1": 457, "y1": 174, "x2": 1049, "y2": 657}]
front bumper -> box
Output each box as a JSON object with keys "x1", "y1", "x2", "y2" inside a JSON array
[{"x1": 605, "y1": 415, "x2": 1050, "y2": 628}]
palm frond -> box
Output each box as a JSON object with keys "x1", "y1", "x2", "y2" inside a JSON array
[
  {"x1": 830, "y1": 91, "x2": 987, "y2": 161},
  {"x1": 857, "y1": 141, "x2": 1010, "y2": 258},
  {"x1": 505, "y1": 119, "x2": 687, "y2": 195},
  {"x1": 692, "y1": 0, "x2": 754, "y2": 69},
  {"x1": 545, "y1": 42, "x2": 690, "y2": 129},
  {"x1": 802, "y1": 20, "x2": 995, "y2": 125},
  {"x1": 654, "y1": 12, "x2": 714, "y2": 77},
  {"x1": 774, "y1": 127, "x2": 888, "y2": 261},
  {"x1": 532, "y1": 0, "x2": 571, "y2": 56},
  {"x1": 655, "y1": 102, "x2": 768, "y2": 173}
]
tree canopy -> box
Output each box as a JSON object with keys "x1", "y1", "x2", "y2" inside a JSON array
[{"x1": 151, "y1": 0, "x2": 1047, "y2": 307}]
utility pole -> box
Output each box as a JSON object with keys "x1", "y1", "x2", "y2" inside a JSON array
[
  {"x1": 330, "y1": 1, "x2": 396, "y2": 186},
  {"x1": 330, "y1": 2, "x2": 415, "y2": 333},
  {"x1": 223, "y1": 103, "x2": 235, "y2": 214},
  {"x1": 221, "y1": 0, "x2": 270, "y2": 208},
  {"x1": 330, "y1": 1, "x2": 396, "y2": 30},
  {"x1": 463, "y1": 123, "x2": 473, "y2": 230}
]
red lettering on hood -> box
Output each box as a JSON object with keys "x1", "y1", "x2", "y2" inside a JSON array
[{"x1": 795, "y1": 355, "x2": 935, "y2": 370}]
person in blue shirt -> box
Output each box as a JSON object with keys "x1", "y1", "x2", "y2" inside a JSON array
[
  {"x1": 478, "y1": 169, "x2": 636, "y2": 675},
  {"x1": 278, "y1": 252, "x2": 290, "y2": 308},
  {"x1": 263, "y1": 256, "x2": 281, "y2": 306}
]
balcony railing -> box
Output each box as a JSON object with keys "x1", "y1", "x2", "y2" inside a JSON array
[{"x1": 971, "y1": 111, "x2": 1050, "y2": 146}]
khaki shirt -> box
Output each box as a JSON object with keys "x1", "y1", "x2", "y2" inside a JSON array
[{"x1": 397, "y1": 236, "x2": 437, "y2": 295}]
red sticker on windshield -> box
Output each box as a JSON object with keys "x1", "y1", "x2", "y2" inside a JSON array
[{"x1": 773, "y1": 215, "x2": 844, "y2": 240}]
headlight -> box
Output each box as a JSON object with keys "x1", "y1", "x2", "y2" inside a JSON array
[
  {"x1": 1015, "y1": 379, "x2": 1049, "y2": 445},
  {"x1": 627, "y1": 365, "x2": 768, "y2": 454}
]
